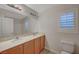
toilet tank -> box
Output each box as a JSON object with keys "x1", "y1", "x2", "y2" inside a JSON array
[{"x1": 61, "y1": 41, "x2": 75, "y2": 53}]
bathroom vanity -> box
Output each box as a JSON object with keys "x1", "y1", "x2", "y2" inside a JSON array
[{"x1": 0, "y1": 33, "x2": 45, "y2": 54}]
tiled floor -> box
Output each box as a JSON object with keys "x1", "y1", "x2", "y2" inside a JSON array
[{"x1": 41, "y1": 49, "x2": 54, "y2": 54}]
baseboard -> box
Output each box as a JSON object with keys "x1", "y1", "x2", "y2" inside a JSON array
[{"x1": 45, "y1": 47, "x2": 59, "y2": 54}]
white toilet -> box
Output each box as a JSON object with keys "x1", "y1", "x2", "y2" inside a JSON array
[{"x1": 60, "y1": 41, "x2": 74, "y2": 54}]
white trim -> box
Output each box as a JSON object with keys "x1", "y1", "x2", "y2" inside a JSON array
[{"x1": 45, "y1": 47, "x2": 60, "y2": 54}]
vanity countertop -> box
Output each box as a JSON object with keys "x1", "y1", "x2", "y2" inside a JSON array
[{"x1": 0, "y1": 32, "x2": 45, "y2": 52}]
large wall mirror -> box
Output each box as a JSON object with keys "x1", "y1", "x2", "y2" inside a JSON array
[{"x1": 0, "y1": 16, "x2": 14, "y2": 37}]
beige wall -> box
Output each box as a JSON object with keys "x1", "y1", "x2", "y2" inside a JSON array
[{"x1": 38, "y1": 4, "x2": 79, "y2": 53}]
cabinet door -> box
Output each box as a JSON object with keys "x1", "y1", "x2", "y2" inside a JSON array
[
  {"x1": 23, "y1": 40, "x2": 35, "y2": 54},
  {"x1": 35, "y1": 37, "x2": 41, "y2": 54},
  {"x1": 1, "y1": 45, "x2": 23, "y2": 54},
  {"x1": 40, "y1": 35, "x2": 45, "y2": 51}
]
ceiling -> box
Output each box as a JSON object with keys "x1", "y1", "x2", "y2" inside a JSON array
[{"x1": 26, "y1": 4, "x2": 57, "y2": 13}]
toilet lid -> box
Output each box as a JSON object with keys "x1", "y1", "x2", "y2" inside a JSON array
[{"x1": 61, "y1": 51, "x2": 70, "y2": 54}]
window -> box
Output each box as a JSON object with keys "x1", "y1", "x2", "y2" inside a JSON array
[{"x1": 60, "y1": 12, "x2": 75, "y2": 30}]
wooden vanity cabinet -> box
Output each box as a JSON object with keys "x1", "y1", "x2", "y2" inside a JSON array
[
  {"x1": 0, "y1": 35, "x2": 45, "y2": 54},
  {"x1": 1, "y1": 40, "x2": 35, "y2": 54},
  {"x1": 1, "y1": 45, "x2": 23, "y2": 54},
  {"x1": 23, "y1": 40, "x2": 35, "y2": 54}
]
